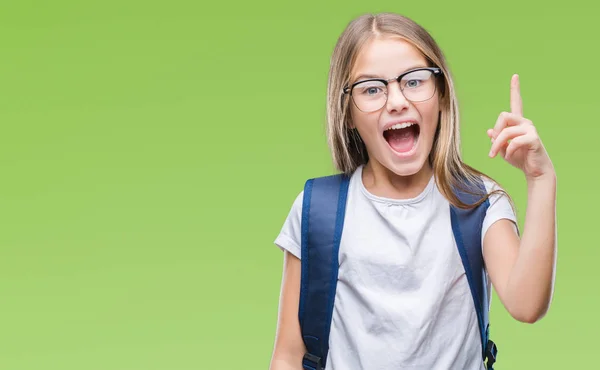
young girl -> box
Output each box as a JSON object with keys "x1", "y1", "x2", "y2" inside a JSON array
[{"x1": 270, "y1": 12, "x2": 557, "y2": 370}]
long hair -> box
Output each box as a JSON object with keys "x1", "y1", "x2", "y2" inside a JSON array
[{"x1": 326, "y1": 12, "x2": 510, "y2": 209}]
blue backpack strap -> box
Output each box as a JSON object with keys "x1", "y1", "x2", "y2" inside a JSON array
[
  {"x1": 299, "y1": 173, "x2": 350, "y2": 370},
  {"x1": 449, "y1": 177, "x2": 498, "y2": 370}
]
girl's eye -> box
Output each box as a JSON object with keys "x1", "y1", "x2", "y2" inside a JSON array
[
  {"x1": 405, "y1": 79, "x2": 422, "y2": 88},
  {"x1": 402, "y1": 70, "x2": 433, "y2": 89},
  {"x1": 356, "y1": 83, "x2": 385, "y2": 96}
]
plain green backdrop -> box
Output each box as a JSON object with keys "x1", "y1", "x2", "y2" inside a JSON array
[{"x1": 0, "y1": 0, "x2": 597, "y2": 369}]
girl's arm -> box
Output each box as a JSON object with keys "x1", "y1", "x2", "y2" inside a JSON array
[
  {"x1": 483, "y1": 74, "x2": 557, "y2": 323},
  {"x1": 269, "y1": 250, "x2": 306, "y2": 370},
  {"x1": 483, "y1": 172, "x2": 557, "y2": 323}
]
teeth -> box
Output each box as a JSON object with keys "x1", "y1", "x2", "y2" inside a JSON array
[{"x1": 386, "y1": 122, "x2": 417, "y2": 131}]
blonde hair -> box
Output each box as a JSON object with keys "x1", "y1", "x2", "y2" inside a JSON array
[{"x1": 326, "y1": 12, "x2": 510, "y2": 209}]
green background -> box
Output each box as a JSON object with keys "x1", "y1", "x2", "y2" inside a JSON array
[{"x1": 0, "y1": 0, "x2": 596, "y2": 369}]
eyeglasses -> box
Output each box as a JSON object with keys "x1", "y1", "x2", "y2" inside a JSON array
[{"x1": 343, "y1": 67, "x2": 442, "y2": 113}]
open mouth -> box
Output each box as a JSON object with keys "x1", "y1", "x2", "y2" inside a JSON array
[{"x1": 383, "y1": 122, "x2": 420, "y2": 154}]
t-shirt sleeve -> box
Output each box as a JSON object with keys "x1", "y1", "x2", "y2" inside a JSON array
[
  {"x1": 274, "y1": 190, "x2": 304, "y2": 259},
  {"x1": 482, "y1": 178, "x2": 519, "y2": 246}
]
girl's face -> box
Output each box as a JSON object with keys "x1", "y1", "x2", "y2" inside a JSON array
[{"x1": 348, "y1": 36, "x2": 441, "y2": 178}]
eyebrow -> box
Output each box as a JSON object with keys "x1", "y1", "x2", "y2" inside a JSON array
[
  {"x1": 353, "y1": 73, "x2": 380, "y2": 81},
  {"x1": 351, "y1": 65, "x2": 429, "y2": 82}
]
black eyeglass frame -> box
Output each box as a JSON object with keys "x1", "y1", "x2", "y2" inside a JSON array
[{"x1": 342, "y1": 67, "x2": 443, "y2": 98}]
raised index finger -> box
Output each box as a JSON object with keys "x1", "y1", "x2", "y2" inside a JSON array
[{"x1": 511, "y1": 74, "x2": 523, "y2": 117}]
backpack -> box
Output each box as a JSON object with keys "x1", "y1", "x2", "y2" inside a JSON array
[{"x1": 298, "y1": 173, "x2": 498, "y2": 370}]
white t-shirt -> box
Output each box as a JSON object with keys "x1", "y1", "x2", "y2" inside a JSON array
[{"x1": 274, "y1": 165, "x2": 518, "y2": 370}]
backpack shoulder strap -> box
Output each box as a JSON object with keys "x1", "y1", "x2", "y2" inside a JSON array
[
  {"x1": 299, "y1": 173, "x2": 350, "y2": 370},
  {"x1": 449, "y1": 177, "x2": 498, "y2": 370}
]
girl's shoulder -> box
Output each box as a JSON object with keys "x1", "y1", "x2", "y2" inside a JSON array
[
  {"x1": 274, "y1": 169, "x2": 363, "y2": 257},
  {"x1": 274, "y1": 189, "x2": 304, "y2": 258},
  {"x1": 476, "y1": 175, "x2": 513, "y2": 208}
]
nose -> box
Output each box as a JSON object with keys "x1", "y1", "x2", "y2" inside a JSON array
[{"x1": 385, "y1": 81, "x2": 410, "y2": 113}]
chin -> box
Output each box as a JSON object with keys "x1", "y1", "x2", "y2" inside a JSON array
[{"x1": 384, "y1": 155, "x2": 429, "y2": 177}]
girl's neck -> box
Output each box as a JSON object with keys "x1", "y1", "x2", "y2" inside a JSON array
[{"x1": 361, "y1": 160, "x2": 434, "y2": 200}]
